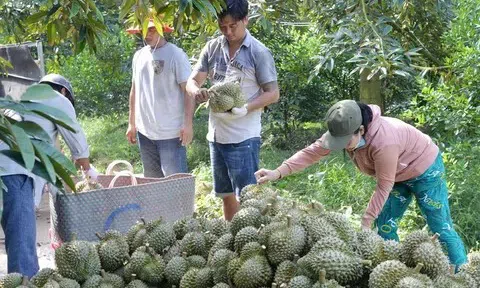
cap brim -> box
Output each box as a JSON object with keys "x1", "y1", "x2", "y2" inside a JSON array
[{"x1": 322, "y1": 131, "x2": 353, "y2": 151}]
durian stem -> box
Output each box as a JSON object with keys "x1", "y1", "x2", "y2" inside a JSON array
[
  {"x1": 293, "y1": 254, "x2": 300, "y2": 263},
  {"x1": 286, "y1": 215, "x2": 292, "y2": 228},
  {"x1": 261, "y1": 204, "x2": 272, "y2": 215},
  {"x1": 431, "y1": 233, "x2": 440, "y2": 241},
  {"x1": 139, "y1": 218, "x2": 146, "y2": 225},
  {"x1": 95, "y1": 232, "x2": 103, "y2": 240},
  {"x1": 319, "y1": 269, "x2": 327, "y2": 284},
  {"x1": 100, "y1": 270, "x2": 106, "y2": 277},
  {"x1": 414, "y1": 263, "x2": 424, "y2": 273},
  {"x1": 70, "y1": 232, "x2": 77, "y2": 242},
  {"x1": 362, "y1": 260, "x2": 373, "y2": 266}
]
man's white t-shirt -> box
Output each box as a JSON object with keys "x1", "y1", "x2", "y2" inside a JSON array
[{"x1": 132, "y1": 43, "x2": 191, "y2": 140}]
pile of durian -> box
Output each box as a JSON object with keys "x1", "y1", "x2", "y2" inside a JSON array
[{"x1": 1, "y1": 184, "x2": 479, "y2": 288}]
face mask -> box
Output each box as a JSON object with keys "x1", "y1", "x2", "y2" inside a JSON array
[{"x1": 355, "y1": 136, "x2": 366, "y2": 150}]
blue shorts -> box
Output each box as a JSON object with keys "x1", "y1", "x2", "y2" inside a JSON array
[{"x1": 209, "y1": 137, "x2": 260, "y2": 198}]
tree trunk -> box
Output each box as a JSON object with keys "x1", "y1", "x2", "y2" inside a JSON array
[{"x1": 360, "y1": 69, "x2": 383, "y2": 112}]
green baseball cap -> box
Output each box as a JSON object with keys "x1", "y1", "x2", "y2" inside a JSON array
[{"x1": 323, "y1": 100, "x2": 362, "y2": 151}]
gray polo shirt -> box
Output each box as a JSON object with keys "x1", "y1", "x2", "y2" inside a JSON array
[{"x1": 193, "y1": 30, "x2": 277, "y2": 144}]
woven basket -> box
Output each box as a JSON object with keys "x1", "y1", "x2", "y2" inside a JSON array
[{"x1": 49, "y1": 168, "x2": 195, "y2": 244}]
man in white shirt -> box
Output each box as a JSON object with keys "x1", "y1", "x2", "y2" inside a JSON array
[
  {"x1": 186, "y1": 0, "x2": 280, "y2": 220},
  {"x1": 125, "y1": 20, "x2": 194, "y2": 178}
]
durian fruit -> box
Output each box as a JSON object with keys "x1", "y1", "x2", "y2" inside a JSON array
[
  {"x1": 125, "y1": 218, "x2": 148, "y2": 254},
  {"x1": 186, "y1": 255, "x2": 207, "y2": 269},
  {"x1": 310, "y1": 236, "x2": 355, "y2": 256},
  {"x1": 162, "y1": 243, "x2": 181, "y2": 263},
  {"x1": 230, "y1": 206, "x2": 270, "y2": 236},
  {"x1": 54, "y1": 233, "x2": 101, "y2": 283},
  {"x1": 369, "y1": 260, "x2": 410, "y2": 288},
  {"x1": 173, "y1": 214, "x2": 204, "y2": 240},
  {"x1": 123, "y1": 245, "x2": 165, "y2": 285},
  {"x1": 394, "y1": 263, "x2": 434, "y2": 288},
  {"x1": 459, "y1": 251, "x2": 480, "y2": 285},
  {"x1": 75, "y1": 180, "x2": 103, "y2": 193},
  {"x1": 75, "y1": 168, "x2": 103, "y2": 193},
  {"x1": 301, "y1": 249, "x2": 370, "y2": 285},
  {"x1": 125, "y1": 279, "x2": 149, "y2": 288},
  {"x1": 312, "y1": 270, "x2": 344, "y2": 288},
  {"x1": 356, "y1": 230, "x2": 385, "y2": 267},
  {"x1": 274, "y1": 255, "x2": 300, "y2": 286},
  {"x1": 179, "y1": 267, "x2": 214, "y2": 288},
  {"x1": 411, "y1": 234, "x2": 450, "y2": 279},
  {"x1": 234, "y1": 226, "x2": 259, "y2": 253},
  {"x1": 208, "y1": 233, "x2": 234, "y2": 262},
  {"x1": 0, "y1": 273, "x2": 24, "y2": 288},
  {"x1": 179, "y1": 231, "x2": 208, "y2": 258},
  {"x1": 239, "y1": 184, "x2": 277, "y2": 204},
  {"x1": 204, "y1": 218, "x2": 230, "y2": 238},
  {"x1": 382, "y1": 240, "x2": 401, "y2": 261},
  {"x1": 399, "y1": 230, "x2": 432, "y2": 266},
  {"x1": 31, "y1": 269, "x2": 79, "y2": 288},
  {"x1": 288, "y1": 276, "x2": 313, "y2": 288},
  {"x1": 96, "y1": 230, "x2": 129, "y2": 272},
  {"x1": 320, "y1": 212, "x2": 356, "y2": 247},
  {"x1": 82, "y1": 270, "x2": 124, "y2": 288},
  {"x1": 31, "y1": 268, "x2": 61, "y2": 287},
  {"x1": 143, "y1": 222, "x2": 176, "y2": 255},
  {"x1": 434, "y1": 265, "x2": 477, "y2": 288},
  {"x1": 164, "y1": 253, "x2": 189, "y2": 286},
  {"x1": 266, "y1": 215, "x2": 307, "y2": 265},
  {"x1": 209, "y1": 249, "x2": 236, "y2": 284},
  {"x1": 207, "y1": 80, "x2": 245, "y2": 113},
  {"x1": 232, "y1": 255, "x2": 273, "y2": 288},
  {"x1": 300, "y1": 216, "x2": 339, "y2": 248},
  {"x1": 212, "y1": 283, "x2": 230, "y2": 288}
]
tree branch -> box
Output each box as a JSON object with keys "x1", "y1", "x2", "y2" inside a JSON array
[{"x1": 388, "y1": 20, "x2": 443, "y2": 67}]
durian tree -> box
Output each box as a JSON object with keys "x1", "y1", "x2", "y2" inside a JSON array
[{"x1": 251, "y1": 0, "x2": 453, "y2": 111}]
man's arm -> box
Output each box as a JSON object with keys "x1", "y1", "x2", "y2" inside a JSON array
[
  {"x1": 245, "y1": 81, "x2": 280, "y2": 112},
  {"x1": 186, "y1": 71, "x2": 209, "y2": 103},
  {"x1": 180, "y1": 81, "x2": 195, "y2": 146},
  {"x1": 126, "y1": 81, "x2": 136, "y2": 144}
]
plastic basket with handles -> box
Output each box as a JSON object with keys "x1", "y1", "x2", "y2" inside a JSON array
[{"x1": 49, "y1": 160, "x2": 195, "y2": 247}]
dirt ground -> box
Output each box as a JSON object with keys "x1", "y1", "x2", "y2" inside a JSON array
[{"x1": 0, "y1": 192, "x2": 55, "y2": 276}]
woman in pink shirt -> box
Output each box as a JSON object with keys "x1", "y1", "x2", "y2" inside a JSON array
[{"x1": 255, "y1": 99, "x2": 467, "y2": 269}]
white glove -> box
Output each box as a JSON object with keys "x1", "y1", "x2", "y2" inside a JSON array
[
  {"x1": 212, "y1": 104, "x2": 248, "y2": 120},
  {"x1": 86, "y1": 165, "x2": 99, "y2": 181}
]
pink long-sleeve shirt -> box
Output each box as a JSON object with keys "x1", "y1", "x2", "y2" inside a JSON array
[{"x1": 276, "y1": 105, "x2": 439, "y2": 227}]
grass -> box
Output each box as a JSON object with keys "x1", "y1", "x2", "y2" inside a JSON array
[{"x1": 74, "y1": 112, "x2": 478, "y2": 249}]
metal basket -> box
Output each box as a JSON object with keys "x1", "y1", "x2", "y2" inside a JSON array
[{"x1": 49, "y1": 170, "x2": 195, "y2": 244}]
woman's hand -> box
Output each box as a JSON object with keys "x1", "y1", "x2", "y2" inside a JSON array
[{"x1": 254, "y1": 168, "x2": 281, "y2": 184}]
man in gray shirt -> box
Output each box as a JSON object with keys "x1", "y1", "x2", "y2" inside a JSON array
[
  {"x1": 186, "y1": 0, "x2": 280, "y2": 220},
  {"x1": 0, "y1": 74, "x2": 96, "y2": 276}
]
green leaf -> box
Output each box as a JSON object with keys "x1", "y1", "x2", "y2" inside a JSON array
[
  {"x1": 14, "y1": 121, "x2": 52, "y2": 143},
  {"x1": 50, "y1": 158, "x2": 75, "y2": 191},
  {"x1": 192, "y1": 0, "x2": 207, "y2": 15},
  {"x1": 10, "y1": 125, "x2": 35, "y2": 171},
  {"x1": 32, "y1": 141, "x2": 56, "y2": 183},
  {"x1": 200, "y1": 0, "x2": 217, "y2": 16},
  {"x1": 142, "y1": 17, "x2": 150, "y2": 39},
  {"x1": 25, "y1": 10, "x2": 48, "y2": 24},
  {"x1": 119, "y1": 0, "x2": 136, "y2": 19},
  {"x1": 31, "y1": 140, "x2": 77, "y2": 174},
  {"x1": 21, "y1": 102, "x2": 77, "y2": 132},
  {"x1": 20, "y1": 84, "x2": 57, "y2": 101},
  {"x1": 70, "y1": 1, "x2": 81, "y2": 18},
  {"x1": 47, "y1": 22, "x2": 57, "y2": 46}
]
